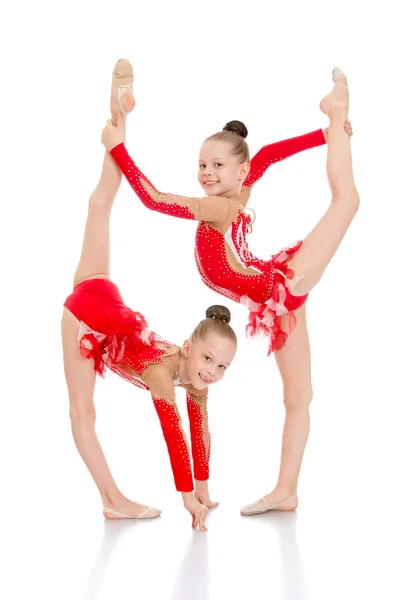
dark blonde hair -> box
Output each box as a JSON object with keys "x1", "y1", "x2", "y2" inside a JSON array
[
  {"x1": 191, "y1": 305, "x2": 237, "y2": 346},
  {"x1": 205, "y1": 120, "x2": 250, "y2": 163}
]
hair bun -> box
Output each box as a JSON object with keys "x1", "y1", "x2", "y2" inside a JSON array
[
  {"x1": 223, "y1": 120, "x2": 248, "y2": 139},
  {"x1": 205, "y1": 305, "x2": 231, "y2": 324}
]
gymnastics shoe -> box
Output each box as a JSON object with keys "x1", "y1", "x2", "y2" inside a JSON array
[
  {"x1": 240, "y1": 494, "x2": 298, "y2": 516},
  {"x1": 103, "y1": 505, "x2": 161, "y2": 519}
]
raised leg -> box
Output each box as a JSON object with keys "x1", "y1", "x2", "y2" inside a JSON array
[
  {"x1": 73, "y1": 60, "x2": 135, "y2": 286},
  {"x1": 61, "y1": 61, "x2": 159, "y2": 517},
  {"x1": 73, "y1": 149, "x2": 123, "y2": 287},
  {"x1": 289, "y1": 71, "x2": 359, "y2": 297}
]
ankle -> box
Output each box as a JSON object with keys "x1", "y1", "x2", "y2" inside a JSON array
[
  {"x1": 273, "y1": 486, "x2": 297, "y2": 498},
  {"x1": 329, "y1": 108, "x2": 348, "y2": 122},
  {"x1": 101, "y1": 490, "x2": 126, "y2": 507}
]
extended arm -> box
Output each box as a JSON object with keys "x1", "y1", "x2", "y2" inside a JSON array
[
  {"x1": 144, "y1": 365, "x2": 194, "y2": 492},
  {"x1": 239, "y1": 129, "x2": 326, "y2": 206},
  {"x1": 110, "y1": 143, "x2": 230, "y2": 223},
  {"x1": 186, "y1": 391, "x2": 210, "y2": 482}
]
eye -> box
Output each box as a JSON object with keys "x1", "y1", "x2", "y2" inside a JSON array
[
  {"x1": 199, "y1": 164, "x2": 205, "y2": 169},
  {"x1": 215, "y1": 163, "x2": 223, "y2": 167},
  {"x1": 204, "y1": 356, "x2": 211, "y2": 361},
  {"x1": 219, "y1": 365, "x2": 227, "y2": 370}
]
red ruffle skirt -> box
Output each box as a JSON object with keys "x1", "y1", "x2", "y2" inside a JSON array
[
  {"x1": 64, "y1": 279, "x2": 156, "y2": 378},
  {"x1": 242, "y1": 241, "x2": 308, "y2": 354}
]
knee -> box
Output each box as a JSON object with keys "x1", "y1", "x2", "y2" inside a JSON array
[
  {"x1": 283, "y1": 385, "x2": 313, "y2": 411},
  {"x1": 69, "y1": 404, "x2": 96, "y2": 428}
]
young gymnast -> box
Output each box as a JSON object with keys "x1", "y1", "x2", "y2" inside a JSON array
[
  {"x1": 102, "y1": 62, "x2": 358, "y2": 515},
  {"x1": 62, "y1": 69, "x2": 237, "y2": 530}
]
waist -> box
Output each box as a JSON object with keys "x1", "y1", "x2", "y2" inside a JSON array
[{"x1": 196, "y1": 253, "x2": 274, "y2": 304}]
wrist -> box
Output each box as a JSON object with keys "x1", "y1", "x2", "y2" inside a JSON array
[
  {"x1": 181, "y1": 491, "x2": 194, "y2": 504},
  {"x1": 109, "y1": 141, "x2": 124, "y2": 153},
  {"x1": 195, "y1": 479, "x2": 209, "y2": 490}
]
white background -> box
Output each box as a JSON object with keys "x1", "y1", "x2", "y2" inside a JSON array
[{"x1": 1, "y1": 0, "x2": 399, "y2": 598}]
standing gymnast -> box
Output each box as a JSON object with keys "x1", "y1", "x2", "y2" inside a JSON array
[
  {"x1": 61, "y1": 63, "x2": 237, "y2": 530},
  {"x1": 102, "y1": 63, "x2": 358, "y2": 515}
]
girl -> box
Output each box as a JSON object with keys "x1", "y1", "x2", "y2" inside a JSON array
[
  {"x1": 62, "y1": 70, "x2": 237, "y2": 530},
  {"x1": 102, "y1": 64, "x2": 358, "y2": 515}
]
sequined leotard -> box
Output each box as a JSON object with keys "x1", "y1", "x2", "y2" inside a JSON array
[
  {"x1": 64, "y1": 278, "x2": 210, "y2": 492},
  {"x1": 110, "y1": 130, "x2": 326, "y2": 352}
]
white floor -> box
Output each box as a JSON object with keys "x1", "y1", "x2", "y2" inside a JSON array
[
  {"x1": 2, "y1": 0, "x2": 399, "y2": 598},
  {"x1": 4, "y1": 468, "x2": 400, "y2": 600},
  {"x1": 4, "y1": 339, "x2": 400, "y2": 599}
]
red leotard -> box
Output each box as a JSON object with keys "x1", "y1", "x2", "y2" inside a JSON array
[
  {"x1": 110, "y1": 130, "x2": 326, "y2": 352},
  {"x1": 64, "y1": 278, "x2": 210, "y2": 492}
]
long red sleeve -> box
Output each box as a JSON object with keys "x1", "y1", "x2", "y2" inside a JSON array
[
  {"x1": 187, "y1": 393, "x2": 210, "y2": 482},
  {"x1": 152, "y1": 397, "x2": 194, "y2": 492},
  {"x1": 244, "y1": 129, "x2": 326, "y2": 188},
  {"x1": 110, "y1": 143, "x2": 229, "y2": 223},
  {"x1": 141, "y1": 363, "x2": 195, "y2": 492}
]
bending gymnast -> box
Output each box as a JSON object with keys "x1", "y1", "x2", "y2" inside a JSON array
[
  {"x1": 102, "y1": 62, "x2": 358, "y2": 516},
  {"x1": 61, "y1": 63, "x2": 237, "y2": 530}
]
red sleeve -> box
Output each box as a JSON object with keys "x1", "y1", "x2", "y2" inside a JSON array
[
  {"x1": 110, "y1": 143, "x2": 229, "y2": 223},
  {"x1": 244, "y1": 129, "x2": 326, "y2": 188},
  {"x1": 152, "y1": 397, "x2": 194, "y2": 492},
  {"x1": 187, "y1": 393, "x2": 210, "y2": 482}
]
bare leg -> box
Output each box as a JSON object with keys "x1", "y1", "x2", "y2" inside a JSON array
[
  {"x1": 246, "y1": 306, "x2": 309, "y2": 511},
  {"x1": 244, "y1": 71, "x2": 359, "y2": 512},
  {"x1": 73, "y1": 149, "x2": 122, "y2": 287},
  {"x1": 63, "y1": 115, "x2": 157, "y2": 517},
  {"x1": 62, "y1": 307, "x2": 153, "y2": 517},
  {"x1": 289, "y1": 71, "x2": 360, "y2": 297}
]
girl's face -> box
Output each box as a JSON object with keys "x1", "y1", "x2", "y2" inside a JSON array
[
  {"x1": 198, "y1": 140, "x2": 250, "y2": 197},
  {"x1": 182, "y1": 332, "x2": 237, "y2": 391}
]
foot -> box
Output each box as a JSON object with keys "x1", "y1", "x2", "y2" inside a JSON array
[
  {"x1": 103, "y1": 497, "x2": 161, "y2": 520},
  {"x1": 240, "y1": 489, "x2": 298, "y2": 516},
  {"x1": 111, "y1": 58, "x2": 135, "y2": 124},
  {"x1": 319, "y1": 66, "x2": 349, "y2": 117}
]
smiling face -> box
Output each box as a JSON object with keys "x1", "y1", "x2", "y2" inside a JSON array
[
  {"x1": 198, "y1": 140, "x2": 250, "y2": 197},
  {"x1": 182, "y1": 332, "x2": 237, "y2": 391}
]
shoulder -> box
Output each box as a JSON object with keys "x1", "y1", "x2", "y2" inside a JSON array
[
  {"x1": 201, "y1": 195, "x2": 241, "y2": 225},
  {"x1": 142, "y1": 362, "x2": 174, "y2": 389},
  {"x1": 239, "y1": 186, "x2": 252, "y2": 207}
]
